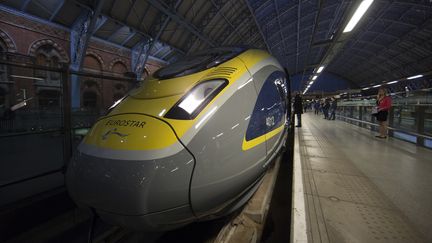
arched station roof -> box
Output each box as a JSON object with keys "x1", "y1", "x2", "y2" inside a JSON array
[{"x1": 1, "y1": 0, "x2": 431, "y2": 91}]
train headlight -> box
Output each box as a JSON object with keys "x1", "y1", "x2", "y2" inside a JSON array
[{"x1": 165, "y1": 79, "x2": 227, "y2": 120}]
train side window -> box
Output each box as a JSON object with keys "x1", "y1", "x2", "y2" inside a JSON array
[
  {"x1": 274, "y1": 75, "x2": 288, "y2": 111},
  {"x1": 245, "y1": 71, "x2": 285, "y2": 141}
]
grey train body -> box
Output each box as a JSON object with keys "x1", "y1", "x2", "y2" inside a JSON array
[{"x1": 66, "y1": 49, "x2": 288, "y2": 231}]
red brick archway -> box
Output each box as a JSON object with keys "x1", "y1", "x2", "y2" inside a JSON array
[
  {"x1": 0, "y1": 29, "x2": 17, "y2": 53},
  {"x1": 28, "y1": 39, "x2": 69, "y2": 62}
]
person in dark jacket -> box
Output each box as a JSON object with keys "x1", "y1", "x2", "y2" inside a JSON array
[
  {"x1": 329, "y1": 98, "x2": 337, "y2": 120},
  {"x1": 323, "y1": 98, "x2": 330, "y2": 119},
  {"x1": 293, "y1": 93, "x2": 303, "y2": 127},
  {"x1": 314, "y1": 101, "x2": 320, "y2": 115}
]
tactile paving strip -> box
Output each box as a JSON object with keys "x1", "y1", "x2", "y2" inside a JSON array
[{"x1": 298, "y1": 121, "x2": 426, "y2": 243}]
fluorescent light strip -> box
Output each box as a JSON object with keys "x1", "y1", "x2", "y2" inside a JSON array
[
  {"x1": 362, "y1": 87, "x2": 370, "y2": 90},
  {"x1": 10, "y1": 75, "x2": 44, "y2": 81},
  {"x1": 317, "y1": 66, "x2": 324, "y2": 73},
  {"x1": 373, "y1": 84, "x2": 381, "y2": 88},
  {"x1": 312, "y1": 76, "x2": 317, "y2": 80},
  {"x1": 407, "y1": 74, "x2": 423, "y2": 80},
  {"x1": 386, "y1": 80, "x2": 398, "y2": 84},
  {"x1": 343, "y1": 0, "x2": 374, "y2": 33}
]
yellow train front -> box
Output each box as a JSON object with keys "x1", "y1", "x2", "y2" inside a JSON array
[{"x1": 66, "y1": 47, "x2": 288, "y2": 231}]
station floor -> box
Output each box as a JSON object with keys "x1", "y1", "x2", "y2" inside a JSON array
[{"x1": 296, "y1": 113, "x2": 432, "y2": 243}]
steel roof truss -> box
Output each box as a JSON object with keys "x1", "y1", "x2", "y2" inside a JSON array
[
  {"x1": 146, "y1": 0, "x2": 216, "y2": 48},
  {"x1": 107, "y1": 25, "x2": 125, "y2": 41},
  {"x1": 70, "y1": 0, "x2": 107, "y2": 71},
  {"x1": 72, "y1": 0, "x2": 185, "y2": 55},
  {"x1": 132, "y1": 38, "x2": 152, "y2": 80},
  {"x1": 125, "y1": 0, "x2": 138, "y2": 23},
  {"x1": 21, "y1": 0, "x2": 31, "y2": 11},
  {"x1": 49, "y1": 0, "x2": 65, "y2": 21},
  {"x1": 138, "y1": 2, "x2": 152, "y2": 33},
  {"x1": 121, "y1": 30, "x2": 136, "y2": 46},
  {"x1": 143, "y1": 0, "x2": 182, "y2": 67},
  {"x1": 245, "y1": 0, "x2": 271, "y2": 53}
]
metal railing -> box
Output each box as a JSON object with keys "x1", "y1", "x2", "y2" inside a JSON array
[{"x1": 336, "y1": 100, "x2": 432, "y2": 149}]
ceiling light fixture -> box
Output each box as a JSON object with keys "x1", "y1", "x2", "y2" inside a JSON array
[
  {"x1": 386, "y1": 80, "x2": 399, "y2": 84},
  {"x1": 343, "y1": 0, "x2": 374, "y2": 33},
  {"x1": 10, "y1": 75, "x2": 44, "y2": 81},
  {"x1": 362, "y1": 87, "x2": 370, "y2": 90},
  {"x1": 312, "y1": 75, "x2": 317, "y2": 80},
  {"x1": 407, "y1": 74, "x2": 423, "y2": 80},
  {"x1": 373, "y1": 84, "x2": 381, "y2": 88},
  {"x1": 317, "y1": 66, "x2": 324, "y2": 73}
]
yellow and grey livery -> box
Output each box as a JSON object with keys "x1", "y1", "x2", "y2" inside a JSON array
[{"x1": 66, "y1": 47, "x2": 288, "y2": 231}]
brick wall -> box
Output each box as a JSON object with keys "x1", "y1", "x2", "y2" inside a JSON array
[
  {"x1": 0, "y1": 10, "x2": 164, "y2": 72},
  {"x1": 0, "y1": 9, "x2": 165, "y2": 110}
]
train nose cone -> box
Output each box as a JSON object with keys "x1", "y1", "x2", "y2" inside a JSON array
[{"x1": 66, "y1": 114, "x2": 195, "y2": 230}]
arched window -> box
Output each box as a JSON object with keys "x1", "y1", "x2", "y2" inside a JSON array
[
  {"x1": 0, "y1": 87, "x2": 6, "y2": 108},
  {"x1": 83, "y1": 55, "x2": 103, "y2": 73},
  {"x1": 114, "y1": 83, "x2": 126, "y2": 90},
  {"x1": 142, "y1": 68, "x2": 149, "y2": 80},
  {"x1": 83, "y1": 80, "x2": 99, "y2": 89},
  {"x1": 0, "y1": 42, "x2": 9, "y2": 112},
  {"x1": 112, "y1": 61, "x2": 127, "y2": 76},
  {"x1": 82, "y1": 91, "x2": 97, "y2": 109},
  {"x1": 112, "y1": 83, "x2": 126, "y2": 105},
  {"x1": 113, "y1": 92, "x2": 124, "y2": 102},
  {"x1": 0, "y1": 41, "x2": 7, "y2": 83},
  {"x1": 81, "y1": 55, "x2": 103, "y2": 110},
  {"x1": 34, "y1": 45, "x2": 61, "y2": 86},
  {"x1": 81, "y1": 80, "x2": 100, "y2": 110}
]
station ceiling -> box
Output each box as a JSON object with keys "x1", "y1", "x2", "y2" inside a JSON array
[{"x1": 1, "y1": 0, "x2": 432, "y2": 90}]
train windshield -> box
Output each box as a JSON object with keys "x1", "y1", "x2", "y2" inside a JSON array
[{"x1": 154, "y1": 47, "x2": 246, "y2": 79}]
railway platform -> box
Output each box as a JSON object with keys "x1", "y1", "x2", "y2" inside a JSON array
[{"x1": 291, "y1": 113, "x2": 432, "y2": 243}]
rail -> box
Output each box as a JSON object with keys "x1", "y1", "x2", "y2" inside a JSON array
[
  {"x1": 336, "y1": 104, "x2": 432, "y2": 148},
  {"x1": 337, "y1": 115, "x2": 432, "y2": 140}
]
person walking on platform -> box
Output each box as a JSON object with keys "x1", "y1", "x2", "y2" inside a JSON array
[
  {"x1": 329, "y1": 98, "x2": 337, "y2": 120},
  {"x1": 375, "y1": 88, "x2": 392, "y2": 138},
  {"x1": 314, "y1": 101, "x2": 320, "y2": 115},
  {"x1": 293, "y1": 93, "x2": 303, "y2": 127},
  {"x1": 323, "y1": 98, "x2": 330, "y2": 119}
]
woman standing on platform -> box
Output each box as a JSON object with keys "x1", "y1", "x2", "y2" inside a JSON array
[{"x1": 375, "y1": 88, "x2": 392, "y2": 138}]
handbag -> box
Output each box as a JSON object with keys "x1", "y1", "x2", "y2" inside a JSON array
[{"x1": 371, "y1": 106, "x2": 378, "y2": 115}]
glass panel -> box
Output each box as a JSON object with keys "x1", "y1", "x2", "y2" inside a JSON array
[
  {"x1": 363, "y1": 106, "x2": 373, "y2": 122},
  {"x1": 424, "y1": 107, "x2": 432, "y2": 136},
  {"x1": 353, "y1": 106, "x2": 360, "y2": 119},
  {"x1": 0, "y1": 54, "x2": 137, "y2": 205},
  {"x1": 71, "y1": 74, "x2": 135, "y2": 151},
  {"x1": 392, "y1": 105, "x2": 416, "y2": 132},
  {"x1": 0, "y1": 62, "x2": 64, "y2": 206}
]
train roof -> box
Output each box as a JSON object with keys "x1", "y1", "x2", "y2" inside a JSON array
[{"x1": 154, "y1": 47, "x2": 249, "y2": 79}]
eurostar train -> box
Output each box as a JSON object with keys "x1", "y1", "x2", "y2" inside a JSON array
[{"x1": 66, "y1": 47, "x2": 289, "y2": 231}]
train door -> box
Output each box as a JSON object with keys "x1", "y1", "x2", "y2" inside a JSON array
[{"x1": 264, "y1": 71, "x2": 287, "y2": 157}]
